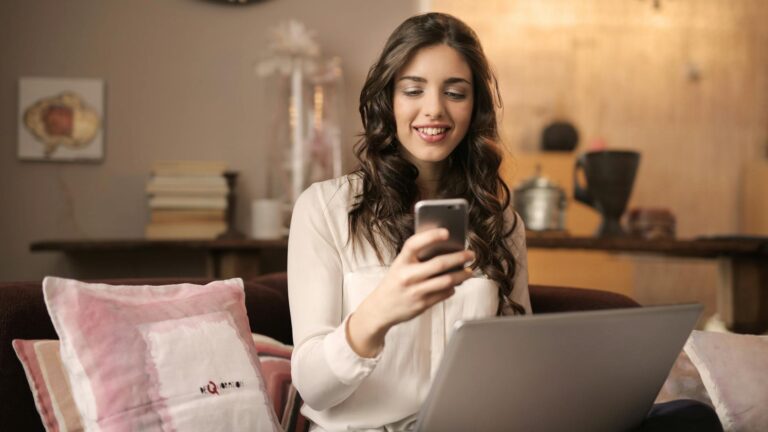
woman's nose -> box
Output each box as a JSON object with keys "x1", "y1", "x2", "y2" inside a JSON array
[{"x1": 422, "y1": 91, "x2": 445, "y2": 119}]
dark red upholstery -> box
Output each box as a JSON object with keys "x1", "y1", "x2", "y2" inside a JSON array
[
  {"x1": 0, "y1": 273, "x2": 637, "y2": 431},
  {"x1": 530, "y1": 284, "x2": 640, "y2": 313}
]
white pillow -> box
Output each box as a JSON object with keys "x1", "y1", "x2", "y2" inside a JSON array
[{"x1": 684, "y1": 330, "x2": 768, "y2": 432}]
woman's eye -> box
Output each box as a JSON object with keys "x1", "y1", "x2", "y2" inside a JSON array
[
  {"x1": 403, "y1": 89, "x2": 423, "y2": 97},
  {"x1": 445, "y1": 91, "x2": 466, "y2": 100}
]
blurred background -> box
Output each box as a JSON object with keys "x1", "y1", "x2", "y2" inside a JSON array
[{"x1": 1, "y1": 0, "x2": 766, "y2": 324}]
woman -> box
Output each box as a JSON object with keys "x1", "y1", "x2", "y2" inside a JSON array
[
  {"x1": 288, "y1": 12, "x2": 721, "y2": 432},
  {"x1": 288, "y1": 12, "x2": 527, "y2": 431}
]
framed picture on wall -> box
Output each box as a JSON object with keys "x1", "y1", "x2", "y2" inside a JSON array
[{"x1": 18, "y1": 77, "x2": 105, "y2": 162}]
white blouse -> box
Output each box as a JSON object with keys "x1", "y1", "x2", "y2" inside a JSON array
[{"x1": 287, "y1": 175, "x2": 531, "y2": 432}]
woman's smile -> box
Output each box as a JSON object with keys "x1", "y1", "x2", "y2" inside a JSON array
[{"x1": 413, "y1": 124, "x2": 452, "y2": 143}]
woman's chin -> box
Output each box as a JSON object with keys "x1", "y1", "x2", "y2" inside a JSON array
[
  {"x1": 411, "y1": 154, "x2": 451, "y2": 166},
  {"x1": 397, "y1": 143, "x2": 457, "y2": 169}
]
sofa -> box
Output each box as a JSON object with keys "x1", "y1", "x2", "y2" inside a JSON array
[{"x1": 0, "y1": 273, "x2": 639, "y2": 431}]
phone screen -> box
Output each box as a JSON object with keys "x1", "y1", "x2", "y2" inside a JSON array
[{"x1": 414, "y1": 198, "x2": 468, "y2": 263}]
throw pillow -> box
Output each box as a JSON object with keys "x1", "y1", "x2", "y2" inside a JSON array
[
  {"x1": 250, "y1": 334, "x2": 309, "y2": 432},
  {"x1": 684, "y1": 330, "x2": 768, "y2": 432},
  {"x1": 42, "y1": 276, "x2": 280, "y2": 432},
  {"x1": 13, "y1": 334, "x2": 308, "y2": 432},
  {"x1": 12, "y1": 339, "x2": 84, "y2": 432}
]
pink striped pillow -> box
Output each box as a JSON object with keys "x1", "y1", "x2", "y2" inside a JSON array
[
  {"x1": 13, "y1": 334, "x2": 308, "y2": 432},
  {"x1": 42, "y1": 276, "x2": 281, "y2": 432},
  {"x1": 12, "y1": 339, "x2": 83, "y2": 432}
]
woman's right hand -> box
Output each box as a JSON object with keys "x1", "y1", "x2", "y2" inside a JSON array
[{"x1": 346, "y1": 228, "x2": 475, "y2": 357}]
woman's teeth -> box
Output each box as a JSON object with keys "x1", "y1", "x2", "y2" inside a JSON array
[{"x1": 417, "y1": 127, "x2": 447, "y2": 136}]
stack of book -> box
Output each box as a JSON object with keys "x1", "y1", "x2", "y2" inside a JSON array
[{"x1": 145, "y1": 161, "x2": 229, "y2": 239}]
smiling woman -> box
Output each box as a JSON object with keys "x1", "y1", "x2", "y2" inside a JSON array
[
  {"x1": 287, "y1": 12, "x2": 531, "y2": 432},
  {"x1": 393, "y1": 44, "x2": 474, "y2": 189}
]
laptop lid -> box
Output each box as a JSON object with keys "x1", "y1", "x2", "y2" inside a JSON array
[{"x1": 415, "y1": 304, "x2": 702, "y2": 432}]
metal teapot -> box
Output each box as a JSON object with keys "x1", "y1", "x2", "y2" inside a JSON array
[{"x1": 513, "y1": 165, "x2": 567, "y2": 232}]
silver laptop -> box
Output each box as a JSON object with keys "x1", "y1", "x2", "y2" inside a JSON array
[{"x1": 415, "y1": 304, "x2": 702, "y2": 432}]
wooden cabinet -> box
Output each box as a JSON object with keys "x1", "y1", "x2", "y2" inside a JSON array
[{"x1": 742, "y1": 160, "x2": 768, "y2": 235}]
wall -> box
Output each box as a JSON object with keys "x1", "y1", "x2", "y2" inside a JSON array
[
  {"x1": 0, "y1": 0, "x2": 419, "y2": 281},
  {"x1": 431, "y1": 0, "x2": 768, "y2": 316}
]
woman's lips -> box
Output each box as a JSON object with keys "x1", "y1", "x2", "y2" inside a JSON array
[{"x1": 414, "y1": 126, "x2": 450, "y2": 143}]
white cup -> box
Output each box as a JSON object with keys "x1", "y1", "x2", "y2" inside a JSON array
[{"x1": 251, "y1": 199, "x2": 287, "y2": 240}]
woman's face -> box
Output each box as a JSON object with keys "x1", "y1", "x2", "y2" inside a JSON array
[{"x1": 393, "y1": 44, "x2": 474, "y2": 173}]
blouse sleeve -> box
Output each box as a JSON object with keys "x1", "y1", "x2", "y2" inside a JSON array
[
  {"x1": 501, "y1": 210, "x2": 532, "y2": 315},
  {"x1": 287, "y1": 184, "x2": 382, "y2": 411}
]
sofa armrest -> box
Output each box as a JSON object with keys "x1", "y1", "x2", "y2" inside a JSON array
[
  {"x1": 0, "y1": 281, "x2": 59, "y2": 431},
  {"x1": 530, "y1": 284, "x2": 640, "y2": 314}
]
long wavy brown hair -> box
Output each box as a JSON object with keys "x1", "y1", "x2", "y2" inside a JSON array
[{"x1": 348, "y1": 12, "x2": 524, "y2": 315}]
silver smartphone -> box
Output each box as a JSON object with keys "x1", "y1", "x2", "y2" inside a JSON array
[{"x1": 414, "y1": 198, "x2": 468, "y2": 265}]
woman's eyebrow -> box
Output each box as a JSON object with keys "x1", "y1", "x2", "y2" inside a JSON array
[
  {"x1": 398, "y1": 75, "x2": 427, "y2": 83},
  {"x1": 397, "y1": 76, "x2": 471, "y2": 85},
  {"x1": 444, "y1": 77, "x2": 472, "y2": 85}
]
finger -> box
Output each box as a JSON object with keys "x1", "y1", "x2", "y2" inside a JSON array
[
  {"x1": 421, "y1": 286, "x2": 456, "y2": 309},
  {"x1": 397, "y1": 228, "x2": 449, "y2": 262},
  {"x1": 411, "y1": 267, "x2": 473, "y2": 298},
  {"x1": 396, "y1": 250, "x2": 473, "y2": 288},
  {"x1": 416, "y1": 250, "x2": 475, "y2": 279}
]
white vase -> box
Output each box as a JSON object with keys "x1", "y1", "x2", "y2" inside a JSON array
[{"x1": 260, "y1": 57, "x2": 343, "y2": 216}]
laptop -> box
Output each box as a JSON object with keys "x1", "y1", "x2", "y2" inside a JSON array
[{"x1": 414, "y1": 304, "x2": 702, "y2": 432}]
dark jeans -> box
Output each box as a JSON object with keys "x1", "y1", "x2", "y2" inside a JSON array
[{"x1": 633, "y1": 399, "x2": 723, "y2": 432}]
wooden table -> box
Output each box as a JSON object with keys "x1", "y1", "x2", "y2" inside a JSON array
[
  {"x1": 31, "y1": 234, "x2": 768, "y2": 333},
  {"x1": 525, "y1": 234, "x2": 768, "y2": 334}
]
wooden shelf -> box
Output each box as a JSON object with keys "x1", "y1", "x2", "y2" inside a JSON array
[
  {"x1": 524, "y1": 233, "x2": 768, "y2": 258},
  {"x1": 30, "y1": 233, "x2": 768, "y2": 333},
  {"x1": 30, "y1": 238, "x2": 289, "y2": 252},
  {"x1": 31, "y1": 234, "x2": 767, "y2": 258}
]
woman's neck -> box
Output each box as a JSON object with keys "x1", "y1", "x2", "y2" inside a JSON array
[
  {"x1": 399, "y1": 148, "x2": 446, "y2": 199},
  {"x1": 418, "y1": 178, "x2": 440, "y2": 199},
  {"x1": 415, "y1": 163, "x2": 444, "y2": 199}
]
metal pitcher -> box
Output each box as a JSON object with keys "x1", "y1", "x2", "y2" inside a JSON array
[{"x1": 514, "y1": 166, "x2": 567, "y2": 231}]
